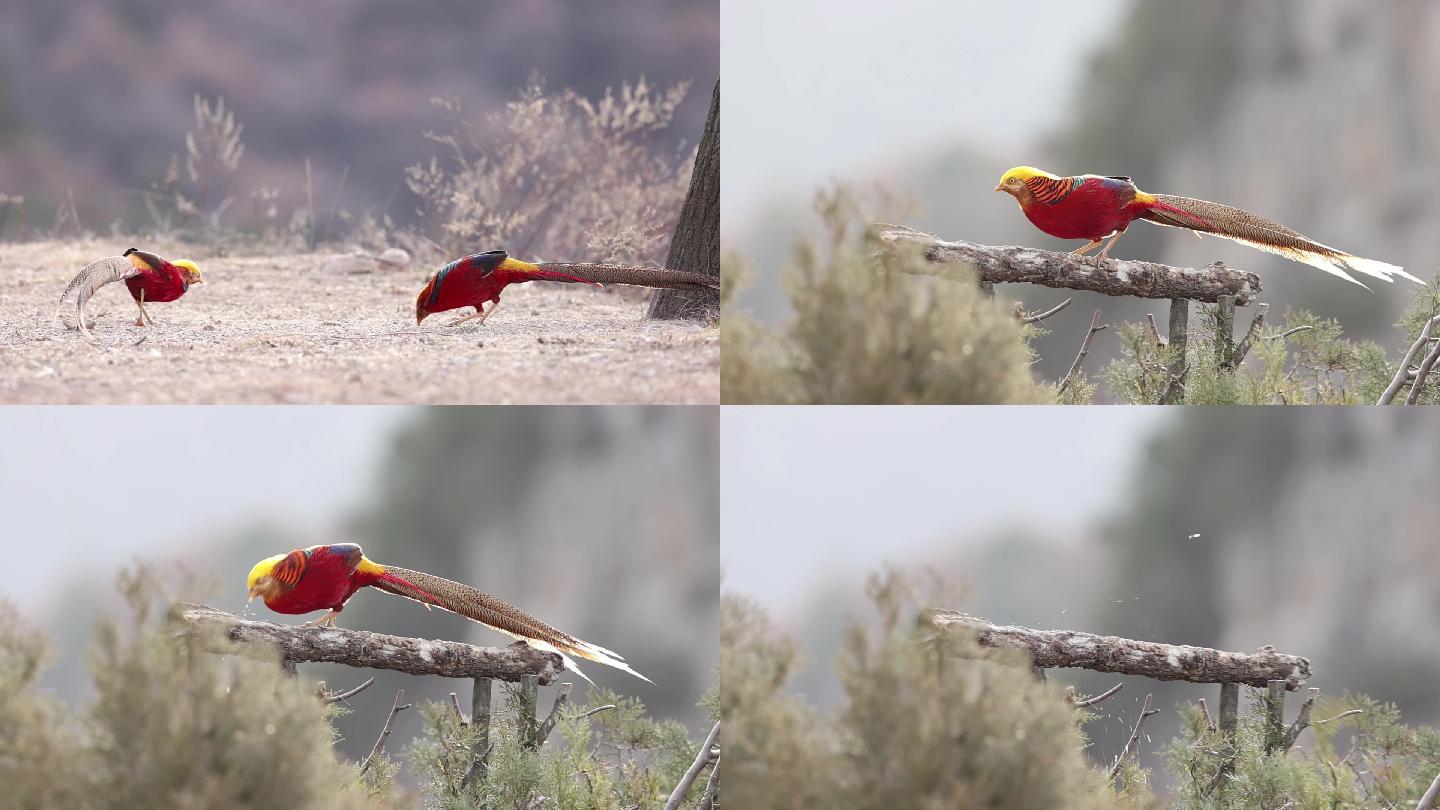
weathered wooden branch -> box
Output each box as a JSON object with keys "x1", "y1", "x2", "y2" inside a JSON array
[
  {"x1": 1418, "y1": 769, "x2": 1440, "y2": 810},
  {"x1": 929, "y1": 610, "x2": 1311, "y2": 689},
  {"x1": 872, "y1": 224, "x2": 1262, "y2": 305},
  {"x1": 360, "y1": 689, "x2": 411, "y2": 774},
  {"x1": 170, "y1": 603, "x2": 563, "y2": 684}
]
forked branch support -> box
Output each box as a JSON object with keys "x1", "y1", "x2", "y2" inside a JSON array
[
  {"x1": 170, "y1": 602, "x2": 563, "y2": 683},
  {"x1": 930, "y1": 610, "x2": 1311, "y2": 690},
  {"x1": 872, "y1": 224, "x2": 1262, "y2": 306}
]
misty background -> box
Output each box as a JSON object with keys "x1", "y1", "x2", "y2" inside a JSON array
[
  {"x1": 0, "y1": 0, "x2": 717, "y2": 233},
  {"x1": 722, "y1": 406, "x2": 1440, "y2": 784},
  {"x1": 0, "y1": 406, "x2": 719, "y2": 761},
  {"x1": 724, "y1": 0, "x2": 1439, "y2": 384}
]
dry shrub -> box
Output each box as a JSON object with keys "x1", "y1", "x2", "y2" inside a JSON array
[
  {"x1": 723, "y1": 569, "x2": 1132, "y2": 809},
  {"x1": 406, "y1": 75, "x2": 692, "y2": 262},
  {"x1": 722, "y1": 186, "x2": 1052, "y2": 404}
]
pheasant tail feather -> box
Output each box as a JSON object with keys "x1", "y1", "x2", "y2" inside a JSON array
[
  {"x1": 537, "y1": 263, "x2": 719, "y2": 291},
  {"x1": 373, "y1": 566, "x2": 651, "y2": 683},
  {"x1": 1139, "y1": 194, "x2": 1422, "y2": 288}
]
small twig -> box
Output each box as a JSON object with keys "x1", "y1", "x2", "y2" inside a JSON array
[
  {"x1": 1018, "y1": 297, "x2": 1073, "y2": 324},
  {"x1": 1230, "y1": 302, "x2": 1270, "y2": 367},
  {"x1": 1264, "y1": 325, "x2": 1314, "y2": 341},
  {"x1": 321, "y1": 677, "x2": 376, "y2": 704},
  {"x1": 1145, "y1": 313, "x2": 1164, "y2": 349},
  {"x1": 1158, "y1": 363, "x2": 1190, "y2": 405},
  {"x1": 359, "y1": 689, "x2": 411, "y2": 774},
  {"x1": 322, "y1": 164, "x2": 350, "y2": 245},
  {"x1": 459, "y1": 743, "x2": 494, "y2": 790},
  {"x1": 666, "y1": 721, "x2": 721, "y2": 810},
  {"x1": 1109, "y1": 694, "x2": 1158, "y2": 779},
  {"x1": 534, "y1": 682, "x2": 575, "y2": 747},
  {"x1": 1312, "y1": 709, "x2": 1364, "y2": 725},
  {"x1": 576, "y1": 704, "x2": 618, "y2": 720},
  {"x1": 1073, "y1": 683, "x2": 1125, "y2": 708},
  {"x1": 1379, "y1": 314, "x2": 1440, "y2": 404},
  {"x1": 450, "y1": 692, "x2": 468, "y2": 725},
  {"x1": 1198, "y1": 697, "x2": 1215, "y2": 732},
  {"x1": 1058, "y1": 308, "x2": 1107, "y2": 394}
]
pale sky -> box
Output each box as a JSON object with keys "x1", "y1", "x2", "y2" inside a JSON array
[
  {"x1": 722, "y1": 0, "x2": 1127, "y2": 234},
  {"x1": 720, "y1": 406, "x2": 1169, "y2": 617},
  {"x1": 0, "y1": 407, "x2": 412, "y2": 606}
]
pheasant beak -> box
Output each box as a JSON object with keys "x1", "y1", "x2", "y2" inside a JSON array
[{"x1": 994, "y1": 182, "x2": 1004, "y2": 192}]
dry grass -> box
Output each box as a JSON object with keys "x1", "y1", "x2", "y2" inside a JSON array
[{"x1": 0, "y1": 240, "x2": 717, "y2": 404}]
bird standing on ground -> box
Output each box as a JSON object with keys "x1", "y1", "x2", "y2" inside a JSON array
[
  {"x1": 56, "y1": 247, "x2": 204, "y2": 341},
  {"x1": 415, "y1": 250, "x2": 600, "y2": 326},
  {"x1": 995, "y1": 166, "x2": 1420, "y2": 288},
  {"x1": 414, "y1": 249, "x2": 720, "y2": 326},
  {"x1": 246, "y1": 542, "x2": 649, "y2": 684}
]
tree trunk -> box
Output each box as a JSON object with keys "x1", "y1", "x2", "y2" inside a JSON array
[{"x1": 648, "y1": 79, "x2": 720, "y2": 320}]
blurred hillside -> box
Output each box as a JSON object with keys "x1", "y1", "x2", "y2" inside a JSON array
[
  {"x1": 727, "y1": 0, "x2": 1437, "y2": 385},
  {"x1": 0, "y1": 0, "x2": 716, "y2": 232}
]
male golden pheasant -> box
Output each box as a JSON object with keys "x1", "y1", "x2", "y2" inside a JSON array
[
  {"x1": 247, "y1": 543, "x2": 649, "y2": 684},
  {"x1": 995, "y1": 166, "x2": 1420, "y2": 288},
  {"x1": 415, "y1": 249, "x2": 720, "y2": 325},
  {"x1": 56, "y1": 247, "x2": 204, "y2": 341}
]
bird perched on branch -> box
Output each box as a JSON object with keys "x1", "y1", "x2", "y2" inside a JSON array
[
  {"x1": 56, "y1": 248, "x2": 204, "y2": 341},
  {"x1": 415, "y1": 249, "x2": 720, "y2": 325},
  {"x1": 995, "y1": 166, "x2": 1420, "y2": 288},
  {"x1": 247, "y1": 543, "x2": 649, "y2": 684}
]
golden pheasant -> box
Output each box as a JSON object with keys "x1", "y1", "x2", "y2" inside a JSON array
[
  {"x1": 996, "y1": 166, "x2": 1420, "y2": 288},
  {"x1": 56, "y1": 248, "x2": 204, "y2": 341},
  {"x1": 416, "y1": 249, "x2": 720, "y2": 326},
  {"x1": 247, "y1": 543, "x2": 649, "y2": 684}
]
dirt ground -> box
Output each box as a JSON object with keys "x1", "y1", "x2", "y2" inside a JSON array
[{"x1": 0, "y1": 240, "x2": 718, "y2": 404}]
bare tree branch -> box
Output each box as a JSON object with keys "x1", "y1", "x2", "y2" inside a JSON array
[
  {"x1": 666, "y1": 720, "x2": 721, "y2": 810},
  {"x1": 1406, "y1": 318, "x2": 1440, "y2": 404},
  {"x1": 1015, "y1": 297, "x2": 1073, "y2": 324},
  {"x1": 1230, "y1": 302, "x2": 1270, "y2": 367},
  {"x1": 359, "y1": 689, "x2": 411, "y2": 774},
  {"x1": 171, "y1": 602, "x2": 563, "y2": 683},
  {"x1": 930, "y1": 610, "x2": 1311, "y2": 688},
  {"x1": 1070, "y1": 682, "x2": 1125, "y2": 708},
  {"x1": 320, "y1": 677, "x2": 376, "y2": 704},
  {"x1": 1282, "y1": 687, "x2": 1319, "y2": 752},
  {"x1": 534, "y1": 682, "x2": 575, "y2": 747},
  {"x1": 1380, "y1": 314, "x2": 1440, "y2": 404},
  {"x1": 1109, "y1": 693, "x2": 1158, "y2": 779},
  {"x1": 872, "y1": 224, "x2": 1262, "y2": 305},
  {"x1": 1058, "y1": 309, "x2": 1107, "y2": 395}
]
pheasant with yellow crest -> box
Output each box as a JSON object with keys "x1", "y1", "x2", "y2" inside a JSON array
[
  {"x1": 247, "y1": 542, "x2": 649, "y2": 684},
  {"x1": 56, "y1": 247, "x2": 205, "y2": 342},
  {"x1": 995, "y1": 166, "x2": 1420, "y2": 288}
]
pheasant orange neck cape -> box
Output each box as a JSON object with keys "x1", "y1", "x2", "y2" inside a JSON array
[
  {"x1": 995, "y1": 166, "x2": 1420, "y2": 288},
  {"x1": 246, "y1": 543, "x2": 649, "y2": 684}
]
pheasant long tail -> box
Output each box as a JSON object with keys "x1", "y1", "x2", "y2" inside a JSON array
[
  {"x1": 1138, "y1": 194, "x2": 1422, "y2": 288},
  {"x1": 537, "y1": 262, "x2": 719, "y2": 291},
  {"x1": 371, "y1": 565, "x2": 651, "y2": 684},
  {"x1": 55, "y1": 256, "x2": 139, "y2": 318}
]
